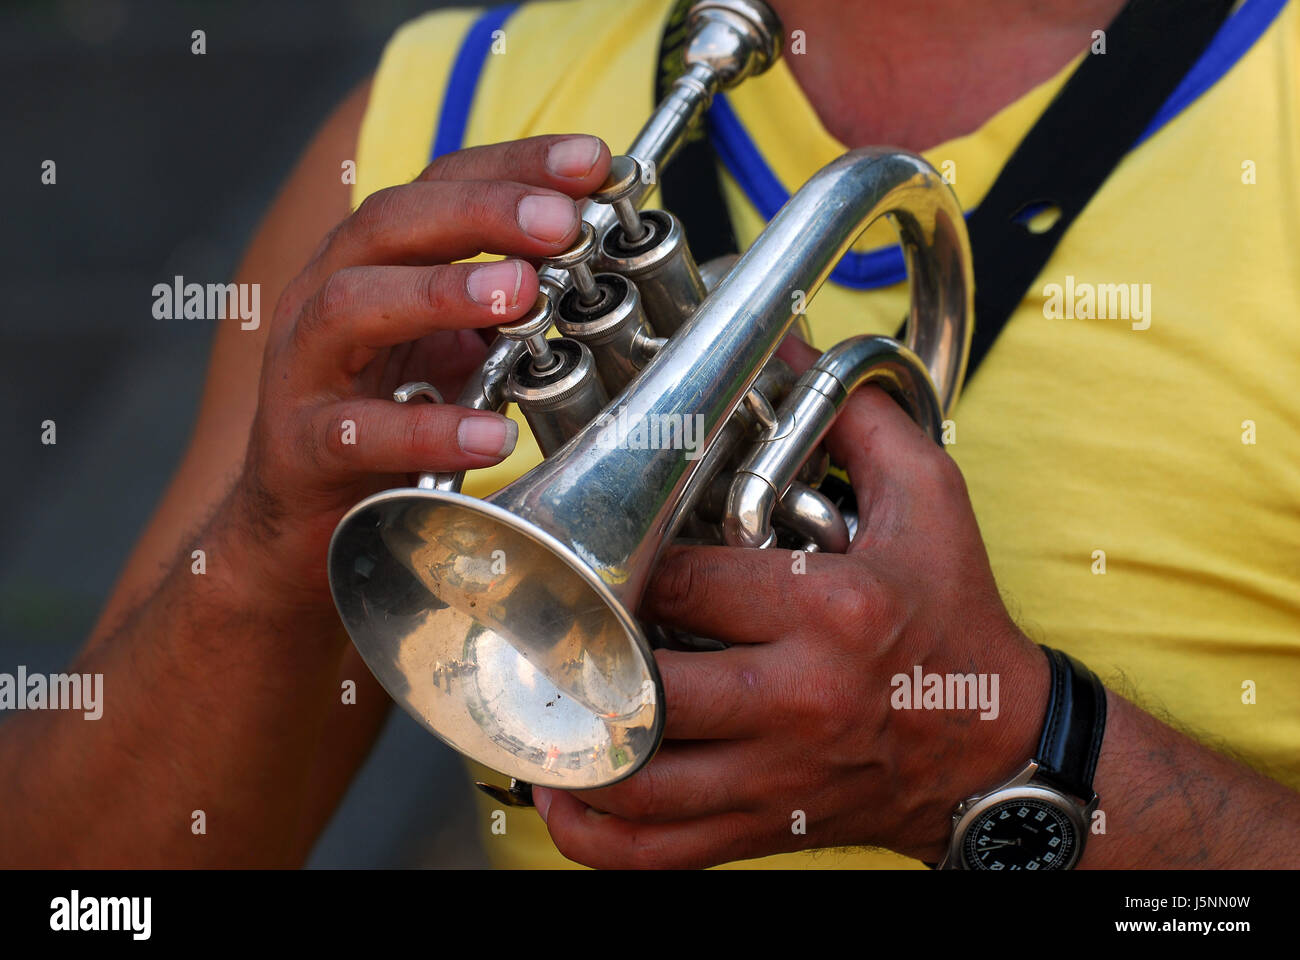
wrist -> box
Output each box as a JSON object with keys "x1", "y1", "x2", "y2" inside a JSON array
[
  {"x1": 910, "y1": 626, "x2": 1050, "y2": 862},
  {"x1": 935, "y1": 643, "x2": 1107, "y2": 870},
  {"x1": 209, "y1": 480, "x2": 346, "y2": 641},
  {"x1": 976, "y1": 630, "x2": 1050, "y2": 782}
]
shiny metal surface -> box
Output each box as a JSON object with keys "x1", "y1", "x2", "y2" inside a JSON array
[
  {"x1": 725, "y1": 334, "x2": 946, "y2": 549},
  {"x1": 507, "y1": 339, "x2": 608, "y2": 458},
  {"x1": 542, "y1": 222, "x2": 602, "y2": 306},
  {"x1": 591, "y1": 155, "x2": 648, "y2": 245},
  {"x1": 330, "y1": 490, "x2": 662, "y2": 789},
  {"x1": 498, "y1": 292, "x2": 560, "y2": 374},
  {"x1": 775, "y1": 481, "x2": 849, "y2": 553},
  {"x1": 595, "y1": 209, "x2": 706, "y2": 336},
  {"x1": 327, "y1": 1, "x2": 974, "y2": 793},
  {"x1": 539, "y1": 0, "x2": 782, "y2": 297},
  {"x1": 554, "y1": 274, "x2": 654, "y2": 394},
  {"x1": 473, "y1": 778, "x2": 534, "y2": 807}
]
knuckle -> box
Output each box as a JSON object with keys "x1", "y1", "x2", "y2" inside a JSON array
[
  {"x1": 293, "y1": 270, "x2": 352, "y2": 350},
  {"x1": 404, "y1": 407, "x2": 454, "y2": 460},
  {"x1": 784, "y1": 667, "x2": 826, "y2": 731},
  {"x1": 697, "y1": 662, "x2": 752, "y2": 732},
  {"x1": 403, "y1": 410, "x2": 428, "y2": 458},
  {"x1": 650, "y1": 552, "x2": 700, "y2": 614},
  {"x1": 273, "y1": 277, "x2": 309, "y2": 328},
  {"x1": 814, "y1": 668, "x2": 860, "y2": 743},
  {"x1": 417, "y1": 267, "x2": 447, "y2": 314},
  {"x1": 625, "y1": 826, "x2": 673, "y2": 870},
  {"x1": 289, "y1": 313, "x2": 314, "y2": 356},
  {"x1": 821, "y1": 583, "x2": 874, "y2": 632},
  {"x1": 319, "y1": 267, "x2": 362, "y2": 320},
  {"x1": 620, "y1": 770, "x2": 659, "y2": 822},
  {"x1": 420, "y1": 151, "x2": 459, "y2": 181},
  {"x1": 937, "y1": 449, "x2": 968, "y2": 492},
  {"x1": 456, "y1": 181, "x2": 515, "y2": 232},
  {"x1": 727, "y1": 662, "x2": 759, "y2": 712},
  {"x1": 321, "y1": 409, "x2": 355, "y2": 465},
  {"x1": 924, "y1": 446, "x2": 968, "y2": 498},
  {"x1": 352, "y1": 186, "x2": 401, "y2": 243}
]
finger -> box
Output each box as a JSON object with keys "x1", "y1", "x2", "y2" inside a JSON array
[
  {"x1": 419, "y1": 134, "x2": 612, "y2": 197},
  {"x1": 824, "y1": 383, "x2": 935, "y2": 475},
  {"x1": 641, "y1": 544, "x2": 803, "y2": 645},
  {"x1": 291, "y1": 260, "x2": 538, "y2": 380},
  {"x1": 534, "y1": 788, "x2": 763, "y2": 870},
  {"x1": 570, "y1": 741, "x2": 754, "y2": 822},
  {"x1": 309, "y1": 179, "x2": 582, "y2": 283},
  {"x1": 308, "y1": 398, "x2": 517, "y2": 480},
  {"x1": 655, "y1": 647, "x2": 770, "y2": 740},
  {"x1": 774, "y1": 332, "x2": 820, "y2": 372},
  {"x1": 403, "y1": 328, "x2": 490, "y2": 403},
  {"x1": 822, "y1": 384, "x2": 954, "y2": 534}
]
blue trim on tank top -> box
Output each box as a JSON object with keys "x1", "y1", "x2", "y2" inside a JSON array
[{"x1": 433, "y1": 0, "x2": 1287, "y2": 289}]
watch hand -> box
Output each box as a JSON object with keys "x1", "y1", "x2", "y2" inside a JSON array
[{"x1": 976, "y1": 839, "x2": 1016, "y2": 851}]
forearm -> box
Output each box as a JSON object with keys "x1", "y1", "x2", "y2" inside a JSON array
[
  {"x1": 290, "y1": 651, "x2": 394, "y2": 855},
  {"x1": 1082, "y1": 689, "x2": 1300, "y2": 868},
  {"x1": 0, "y1": 501, "x2": 349, "y2": 867}
]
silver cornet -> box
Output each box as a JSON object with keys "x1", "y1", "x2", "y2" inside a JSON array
[{"x1": 327, "y1": 0, "x2": 972, "y2": 801}]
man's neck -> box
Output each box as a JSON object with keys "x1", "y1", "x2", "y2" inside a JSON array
[{"x1": 771, "y1": 0, "x2": 1127, "y2": 151}]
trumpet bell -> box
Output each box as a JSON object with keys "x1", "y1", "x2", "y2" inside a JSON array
[{"x1": 328, "y1": 488, "x2": 663, "y2": 790}]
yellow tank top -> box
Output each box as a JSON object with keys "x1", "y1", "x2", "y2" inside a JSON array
[{"x1": 353, "y1": 0, "x2": 1300, "y2": 869}]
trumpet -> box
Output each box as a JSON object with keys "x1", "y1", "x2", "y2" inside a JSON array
[{"x1": 327, "y1": 0, "x2": 972, "y2": 801}]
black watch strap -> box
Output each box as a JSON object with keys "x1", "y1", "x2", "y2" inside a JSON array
[{"x1": 1034, "y1": 645, "x2": 1107, "y2": 801}]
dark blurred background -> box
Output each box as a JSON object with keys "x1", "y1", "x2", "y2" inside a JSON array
[{"x1": 1, "y1": 0, "x2": 488, "y2": 867}]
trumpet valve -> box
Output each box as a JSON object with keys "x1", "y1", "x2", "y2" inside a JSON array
[
  {"x1": 498, "y1": 291, "x2": 560, "y2": 375},
  {"x1": 592, "y1": 156, "x2": 649, "y2": 245},
  {"x1": 542, "y1": 222, "x2": 602, "y2": 307}
]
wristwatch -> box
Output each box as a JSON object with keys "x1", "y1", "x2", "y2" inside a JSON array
[{"x1": 938, "y1": 646, "x2": 1107, "y2": 871}]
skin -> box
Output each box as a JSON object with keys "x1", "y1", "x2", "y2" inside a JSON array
[{"x1": 2, "y1": 0, "x2": 1297, "y2": 868}]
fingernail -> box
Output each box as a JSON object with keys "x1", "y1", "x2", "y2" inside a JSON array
[
  {"x1": 533, "y1": 787, "x2": 553, "y2": 823},
  {"x1": 518, "y1": 194, "x2": 577, "y2": 243},
  {"x1": 546, "y1": 136, "x2": 601, "y2": 178},
  {"x1": 458, "y1": 415, "x2": 517, "y2": 458},
  {"x1": 466, "y1": 260, "x2": 523, "y2": 307}
]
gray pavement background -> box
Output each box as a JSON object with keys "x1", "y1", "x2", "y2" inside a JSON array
[{"x1": 1, "y1": 0, "x2": 489, "y2": 868}]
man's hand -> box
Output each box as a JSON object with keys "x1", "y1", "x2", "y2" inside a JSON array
[
  {"x1": 228, "y1": 134, "x2": 613, "y2": 613},
  {"x1": 533, "y1": 340, "x2": 1049, "y2": 868},
  {"x1": 532, "y1": 339, "x2": 1300, "y2": 870},
  {"x1": 0, "y1": 133, "x2": 618, "y2": 867}
]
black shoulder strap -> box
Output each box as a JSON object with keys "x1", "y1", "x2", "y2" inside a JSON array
[
  {"x1": 655, "y1": 0, "x2": 1234, "y2": 383},
  {"x1": 960, "y1": 0, "x2": 1232, "y2": 377}
]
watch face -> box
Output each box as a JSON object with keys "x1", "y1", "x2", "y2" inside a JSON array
[{"x1": 962, "y1": 797, "x2": 1078, "y2": 871}]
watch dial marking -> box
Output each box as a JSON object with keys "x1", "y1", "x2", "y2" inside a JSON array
[{"x1": 963, "y1": 798, "x2": 1076, "y2": 871}]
